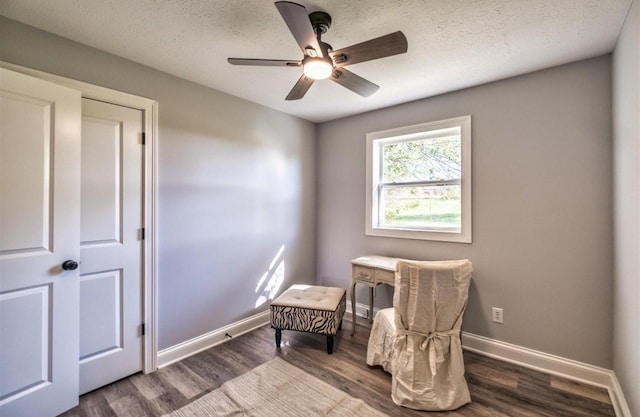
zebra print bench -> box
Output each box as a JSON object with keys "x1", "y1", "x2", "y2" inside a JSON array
[{"x1": 270, "y1": 285, "x2": 346, "y2": 354}]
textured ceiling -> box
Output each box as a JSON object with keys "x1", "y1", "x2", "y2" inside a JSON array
[{"x1": 0, "y1": 0, "x2": 632, "y2": 122}]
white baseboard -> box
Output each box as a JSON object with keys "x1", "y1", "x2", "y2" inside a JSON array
[
  {"x1": 608, "y1": 372, "x2": 634, "y2": 417},
  {"x1": 461, "y1": 332, "x2": 634, "y2": 417},
  {"x1": 348, "y1": 300, "x2": 632, "y2": 417},
  {"x1": 157, "y1": 310, "x2": 270, "y2": 368},
  {"x1": 346, "y1": 299, "x2": 379, "y2": 320},
  {"x1": 461, "y1": 332, "x2": 612, "y2": 388}
]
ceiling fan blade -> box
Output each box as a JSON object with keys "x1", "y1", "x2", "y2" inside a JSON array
[
  {"x1": 330, "y1": 31, "x2": 408, "y2": 67},
  {"x1": 228, "y1": 58, "x2": 301, "y2": 67},
  {"x1": 286, "y1": 75, "x2": 315, "y2": 100},
  {"x1": 330, "y1": 68, "x2": 379, "y2": 97},
  {"x1": 275, "y1": 1, "x2": 323, "y2": 57}
]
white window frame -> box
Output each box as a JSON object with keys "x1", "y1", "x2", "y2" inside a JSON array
[{"x1": 365, "y1": 115, "x2": 472, "y2": 243}]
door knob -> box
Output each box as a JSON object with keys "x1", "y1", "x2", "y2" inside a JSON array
[{"x1": 61, "y1": 260, "x2": 79, "y2": 271}]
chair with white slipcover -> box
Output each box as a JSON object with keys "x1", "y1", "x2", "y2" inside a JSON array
[{"x1": 366, "y1": 259, "x2": 473, "y2": 411}]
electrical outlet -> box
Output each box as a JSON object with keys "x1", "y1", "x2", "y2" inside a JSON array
[{"x1": 492, "y1": 307, "x2": 504, "y2": 324}]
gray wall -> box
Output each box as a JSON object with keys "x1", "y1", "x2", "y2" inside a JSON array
[
  {"x1": 0, "y1": 16, "x2": 317, "y2": 350},
  {"x1": 613, "y1": 1, "x2": 640, "y2": 415},
  {"x1": 317, "y1": 56, "x2": 613, "y2": 368}
]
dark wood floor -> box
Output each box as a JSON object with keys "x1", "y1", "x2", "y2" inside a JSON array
[{"x1": 60, "y1": 316, "x2": 615, "y2": 417}]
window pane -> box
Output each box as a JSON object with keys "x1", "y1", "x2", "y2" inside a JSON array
[
  {"x1": 380, "y1": 185, "x2": 461, "y2": 229},
  {"x1": 382, "y1": 134, "x2": 461, "y2": 183}
]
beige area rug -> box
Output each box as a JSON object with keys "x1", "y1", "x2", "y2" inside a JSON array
[{"x1": 163, "y1": 357, "x2": 389, "y2": 417}]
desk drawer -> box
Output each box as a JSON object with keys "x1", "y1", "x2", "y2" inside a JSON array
[
  {"x1": 353, "y1": 266, "x2": 374, "y2": 282},
  {"x1": 375, "y1": 269, "x2": 395, "y2": 284}
]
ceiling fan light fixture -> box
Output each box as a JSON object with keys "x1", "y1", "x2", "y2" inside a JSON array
[{"x1": 303, "y1": 57, "x2": 333, "y2": 80}]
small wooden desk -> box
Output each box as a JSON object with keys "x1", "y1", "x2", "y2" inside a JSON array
[{"x1": 350, "y1": 255, "x2": 398, "y2": 335}]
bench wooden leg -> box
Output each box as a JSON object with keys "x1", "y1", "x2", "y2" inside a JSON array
[
  {"x1": 275, "y1": 328, "x2": 282, "y2": 348},
  {"x1": 326, "y1": 334, "x2": 334, "y2": 354}
]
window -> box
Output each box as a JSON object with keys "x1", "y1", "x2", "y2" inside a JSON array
[{"x1": 366, "y1": 116, "x2": 471, "y2": 243}]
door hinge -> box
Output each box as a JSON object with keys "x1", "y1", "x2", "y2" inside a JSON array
[
  {"x1": 139, "y1": 228, "x2": 145, "y2": 240},
  {"x1": 141, "y1": 323, "x2": 145, "y2": 336},
  {"x1": 141, "y1": 132, "x2": 146, "y2": 145}
]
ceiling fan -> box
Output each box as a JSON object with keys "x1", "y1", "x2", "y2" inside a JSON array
[{"x1": 227, "y1": 1, "x2": 408, "y2": 100}]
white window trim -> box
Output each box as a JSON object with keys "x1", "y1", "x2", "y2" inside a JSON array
[{"x1": 365, "y1": 115, "x2": 472, "y2": 243}]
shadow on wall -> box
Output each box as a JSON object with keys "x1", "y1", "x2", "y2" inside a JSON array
[
  {"x1": 464, "y1": 278, "x2": 490, "y2": 336},
  {"x1": 255, "y1": 244, "x2": 286, "y2": 308}
]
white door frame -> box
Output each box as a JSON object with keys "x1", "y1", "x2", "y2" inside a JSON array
[{"x1": 0, "y1": 61, "x2": 159, "y2": 373}]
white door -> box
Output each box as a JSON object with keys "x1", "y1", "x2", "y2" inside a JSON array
[
  {"x1": 79, "y1": 98, "x2": 144, "y2": 394},
  {"x1": 0, "y1": 68, "x2": 81, "y2": 416}
]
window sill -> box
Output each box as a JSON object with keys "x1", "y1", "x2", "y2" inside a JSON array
[{"x1": 366, "y1": 226, "x2": 472, "y2": 243}]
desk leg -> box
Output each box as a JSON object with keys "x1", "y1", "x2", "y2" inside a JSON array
[
  {"x1": 369, "y1": 286, "x2": 374, "y2": 322},
  {"x1": 350, "y1": 281, "x2": 357, "y2": 335}
]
